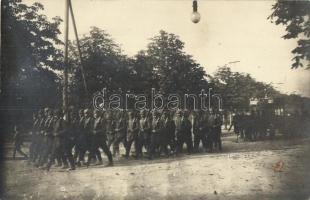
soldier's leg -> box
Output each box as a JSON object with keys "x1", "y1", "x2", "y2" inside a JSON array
[
  {"x1": 217, "y1": 132, "x2": 222, "y2": 151},
  {"x1": 95, "y1": 148, "x2": 102, "y2": 163},
  {"x1": 135, "y1": 135, "x2": 142, "y2": 158},
  {"x1": 193, "y1": 134, "x2": 200, "y2": 152},
  {"x1": 149, "y1": 134, "x2": 156, "y2": 159},
  {"x1": 13, "y1": 147, "x2": 17, "y2": 159},
  {"x1": 185, "y1": 136, "x2": 193, "y2": 154},
  {"x1": 159, "y1": 134, "x2": 168, "y2": 156},
  {"x1": 45, "y1": 138, "x2": 60, "y2": 171},
  {"x1": 99, "y1": 139, "x2": 113, "y2": 165},
  {"x1": 16, "y1": 145, "x2": 28, "y2": 158},
  {"x1": 125, "y1": 138, "x2": 134, "y2": 158},
  {"x1": 168, "y1": 134, "x2": 176, "y2": 154},
  {"x1": 64, "y1": 139, "x2": 75, "y2": 170},
  {"x1": 134, "y1": 135, "x2": 142, "y2": 158}
]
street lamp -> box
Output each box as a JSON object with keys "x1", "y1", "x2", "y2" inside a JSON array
[{"x1": 191, "y1": 0, "x2": 201, "y2": 23}]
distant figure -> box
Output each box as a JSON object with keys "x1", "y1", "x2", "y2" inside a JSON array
[{"x1": 13, "y1": 125, "x2": 28, "y2": 159}]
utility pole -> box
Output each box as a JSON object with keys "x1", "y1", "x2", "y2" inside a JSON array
[{"x1": 63, "y1": 0, "x2": 69, "y2": 120}]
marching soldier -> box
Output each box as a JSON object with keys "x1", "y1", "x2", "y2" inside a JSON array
[
  {"x1": 86, "y1": 110, "x2": 113, "y2": 167},
  {"x1": 29, "y1": 112, "x2": 40, "y2": 162},
  {"x1": 125, "y1": 111, "x2": 139, "y2": 159},
  {"x1": 193, "y1": 110, "x2": 207, "y2": 152},
  {"x1": 34, "y1": 108, "x2": 48, "y2": 167},
  {"x1": 229, "y1": 112, "x2": 241, "y2": 142},
  {"x1": 162, "y1": 110, "x2": 176, "y2": 156},
  {"x1": 212, "y1": 112, "x2": 223, "y2": 151},
  {"x1": 176, "y1": 111, "x2": 193, "y2": 154},
  {"x1": 38, "y1": 108, "x2": 54, "y2": 167},
  {"x1": 12, "y1": 125, "x2": 28, "y2": 159},
  {"x1": 63, "y1": 107, "x2": 78, "y2": 170},
  {"x1": 113, "y1": 110, "x2": 127, "y2": 158},
  {"x1": 45, "y1": 109, "x2": 67, "y2": 171},
  {"x1": 205, "y1": 111, "x2": 214, "y2": 152},
  {"x1": 105, "y1": 110, "x2": 115, "y2": 149},
  {"x1": 136, "y1": 110, "x2": 150, "y2": 158},
  {"x1": 75, "y1": 109, "x2": 85, "y2": 166},
  {"x1": 83, "y1": 109, "x2": 101, "y2": 164},
  {"x1": 149, "y1": 110, "x2": 164, "y2": 159}
]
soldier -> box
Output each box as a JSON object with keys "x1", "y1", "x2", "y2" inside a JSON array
[
  {"x1": 86, "y1": 110, "x2": 113, "y2": 167},
  {"x1": 176, "y1": 111, "x2": 193, "y2": 154},
  {"x1": 63, "y1": 107, "x2": 78, "y2": 170},
  {"x1": 34, "y1": 108, "x2": 48, "y2": 167},
  {"x1": 136, "y1": 110, "x2": 151, "y2": 158},
  {"x1": 193, "y1": 110, "x2": 207, "y2": 152},
  {"x1": 45, "y1": 109, "x2": 67, "y2": 171},
  {"x1": 212, "y1": 112, "x2": 223, "y2": 151},
  {"x1": 229, "y1": 112, "x2": 241, "y2": 142},
  {"x1": 113, "y1": 110, "x2": 127, "y2": 158},
  {"x1": 149, "y1": 110, "x2": 164, "y2": 159},
  {"x1": 125, "y1": 111, "x2": 139, "y2": 159},
  {"x1": 29, "y1": 112, "x2": 39, "y2": 162},
  {"x1": 239, "y1": 111, "x2": 246, "y2": 139},
  {"x1": 205, "y1": 111, "x2": 214, "y2": 152},
  {"x1": 38, "y1": 108, "x2": 54, "y2": 167},
  {"x1": 82, "y1": 109, "x2": 101, "y2": 164},
  {"x1": 162, "y1": 110, "x2": 176, "y2": 156},
  {"x1": 105, "y1": 110, "x2": 115, "y2": 149},
  {"x1": 75, "y1": 109, "x2": 85, "y2": 166},
  {"x1": 174, "y1": 110, "x2": 182, "y2": 153},
  {"x1": 244, "y1": 111, "x2": 255, "y2": 141},
  {"x1": 12, "y1": 125, "x2": 28, "y2": 159}
]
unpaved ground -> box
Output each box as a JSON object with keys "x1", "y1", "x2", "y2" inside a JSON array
[{"x1": 2, "y1": 135, "x2": 310, "y2": 200}]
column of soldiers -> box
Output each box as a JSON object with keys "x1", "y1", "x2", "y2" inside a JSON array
[
  {"x1": 228, "y1": 109, "x2": 309, "y2": 142},
  {"x1": 229, "y1": 110, "x2": 273, "y2": 142},
  {"x1": 26, "y1": 108, "x2": 224, "y2": 171}
]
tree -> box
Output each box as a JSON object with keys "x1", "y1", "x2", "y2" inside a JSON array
[
  {"x1": 269, "y1": 1, "x2": 310, "y2": 69},
  {"x1": 68, "y1": 27, "x2": 132, "y2": 106},
  {"x1": 1, "y1": 0, "x2": 63, "y2": 134},
  {"x1": 145, "y1": 30, "x2": 208, "y2": 96},
  {"x1": 1, "y1": 0, "x2": 63, "y2": 105},
  {"x1": 211, "y1": 66, "x2": 280, "y2": 111}
]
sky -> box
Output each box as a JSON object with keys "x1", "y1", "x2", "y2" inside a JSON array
[{"x1": 24, "y1": 0, "x2": 310, "y2": 97}]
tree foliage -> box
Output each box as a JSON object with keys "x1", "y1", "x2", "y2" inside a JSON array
[
  {"x1": 1, "y1": 0, "x2": 63, "y2": 108},
  {"x1": 145, "y1": 30, "x2": 208, "y2": 95},
  {"x1": 210, "y1": 66, "x2": 280, "y2": 110},
  {"x1": 269, "y1": 0, "x2": 310, "y2": 69}
]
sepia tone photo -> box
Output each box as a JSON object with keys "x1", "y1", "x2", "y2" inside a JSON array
[{"x1": 1, "y1": 0, "x2": 310, "y2": 199}]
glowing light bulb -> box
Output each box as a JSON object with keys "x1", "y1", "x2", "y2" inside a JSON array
[
  {"x1": 191, "y1": 0, "x2": 201, "y2": 24},
  {"x1": 191, "y1": 12, "x2": 201, "y2": 23}
]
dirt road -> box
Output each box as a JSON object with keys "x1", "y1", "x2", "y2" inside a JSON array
[{"x1": 3, "y1": 135, "x2": 310, "y2": 200}]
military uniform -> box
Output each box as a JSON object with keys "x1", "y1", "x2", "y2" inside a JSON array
[
  {"x1": 87, "y1": 110, "x2": 113, "y2": 166},
  {"x1": 113, "y1": 111, "x2": 127, "y2": 157},
  {"x1": 13, "y1": 125, "x2": 28, "y2": 159},
  {"x1": 136, "y1": 111, "x2": 151, "y2": 158},
  {"x1": 212, "y1": 113, "x2": 222, "y2": 151},
  {"x1": 149, "y1": 112, "x2": 164, "y2": 159},
  {"x1": 46, "y1": 110, "x2": 67, "y2": 171},
  {"x1": 193, "y1": 112, "x2": 207, "y2": 152},
  {"x1": 176, "y1": 114, "x2": 193, "y2": 154},
  {"x1": 125, "y1": 112, "x2": 139, "y2": 158},
  {"x1": 162, "y1": 112, "x2": 176, "y2": 155}
]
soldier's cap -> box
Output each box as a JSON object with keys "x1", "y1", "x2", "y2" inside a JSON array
[
  {"x1": 176, "y1": 109, "x2": 183, "y2": 114},
  {"x1": 53, "y1": 109, "x2": 62, "y2": 116},
  {"x1": 84, "y1": 109, "x2": 91, "y2": 114},
  {"x1": 44, "y1": 107, "x2": 50, "y2": 112},
  {"x1": 94, "y1": 109, "x2": 101, "y2": 114},
  {"x1": 140, "y1": 110, "x2": 147, "y2": 114},
  {"x1": 152, "y1": 110, "x2": 161, "y2": 115}
]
